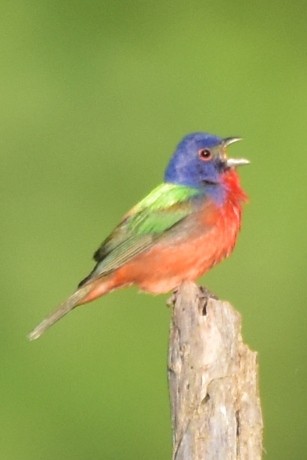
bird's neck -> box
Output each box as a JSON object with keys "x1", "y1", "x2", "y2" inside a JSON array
[
  {"x1": 199, "y1": 169, "x2": 247, "y2": 208},
  {"x1": 221, "y1": 169, "x2": 248, "y2": 205}
]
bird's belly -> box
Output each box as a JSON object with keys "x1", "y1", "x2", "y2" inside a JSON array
[{"x1": 113, "y1": 221, "x2": 238, "y2": 294}]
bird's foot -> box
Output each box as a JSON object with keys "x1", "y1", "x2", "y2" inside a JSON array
[
  {"x1": 166, "y1": 285, "x2": 218, "y2": 312},
  {"x1": 198, "y1": 285, "x2": 218, "y2": 316},
  {"x1": 199, "y1": 285, "x2": 218, "y2": 300},
  {"x1": 166, "y1": 288, "x2": 179, "y2": 308}
]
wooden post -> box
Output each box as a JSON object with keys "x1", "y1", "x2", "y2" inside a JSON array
[{"x1": 168, "y1": 282, "x2": 263, "y2": 460}]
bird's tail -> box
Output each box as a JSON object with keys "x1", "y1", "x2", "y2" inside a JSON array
[{"x1": 28, "y1": 283, "x2": 94, "y2": 341}]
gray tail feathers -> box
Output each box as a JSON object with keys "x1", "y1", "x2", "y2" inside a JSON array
[{"x1": 28, "y1": 285, "x2": 91, "y2": 341}]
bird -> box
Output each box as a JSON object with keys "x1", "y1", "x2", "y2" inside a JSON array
[{"x1": 28, "y1": 132, "x2": 249, "y2": 340}]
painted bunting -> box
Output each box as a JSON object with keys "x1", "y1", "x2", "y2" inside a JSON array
[{"x1": 29, "y1": 132, "x2": 249, "y2": 340}]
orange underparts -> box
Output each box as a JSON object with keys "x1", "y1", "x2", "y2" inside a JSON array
[{"x1": 81, "y1": 171, "x2": 247, "y2": 304}]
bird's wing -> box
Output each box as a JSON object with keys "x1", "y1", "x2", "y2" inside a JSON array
[{"x1": 79, "y1": 183, "x2": 201, "y2": 285}]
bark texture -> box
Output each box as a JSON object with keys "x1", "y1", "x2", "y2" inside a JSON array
[{"x1": 168, "y1": 282, "x2": 263, "y2": 460}]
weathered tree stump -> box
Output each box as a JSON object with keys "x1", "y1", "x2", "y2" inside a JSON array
[{"x1": 168, "y1": 282, "x2": 263, "y2": 460}]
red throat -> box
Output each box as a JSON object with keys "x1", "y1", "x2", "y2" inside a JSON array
[{"x1": 222, "y1": 169, "x2": 248, "y2": 205}]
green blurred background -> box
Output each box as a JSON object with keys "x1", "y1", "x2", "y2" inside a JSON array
[{"x1": 1, "y1": 1, "x2": 306, "y2": 459}]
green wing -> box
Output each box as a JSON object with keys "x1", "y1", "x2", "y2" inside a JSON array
[{"x1": 79, "y1": 183, "x2": 200, "y2": 285}]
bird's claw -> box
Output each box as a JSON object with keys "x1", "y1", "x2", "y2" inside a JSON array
[{"x1": 166, "y1": 288, "x2": 179, "y2": 307}]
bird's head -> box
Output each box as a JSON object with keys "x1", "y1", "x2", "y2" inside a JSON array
[{"x1": 164, "y1": 132, "x2": 249, "y2": 193}]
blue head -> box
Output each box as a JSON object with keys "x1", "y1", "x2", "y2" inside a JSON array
[{"x1": 164, "y1": 132, "x2": 248, "y2": 190}]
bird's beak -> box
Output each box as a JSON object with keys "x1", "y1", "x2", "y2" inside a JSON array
[
  {"x1": 226, "y1": 157, "x2": 250, "y2": 167},
  {"x1": 223, "y1": 136, "x2": 242, "y2": 146},
  {"x1": 223, "y1": 137, "x2": 250, "y2": 168}
]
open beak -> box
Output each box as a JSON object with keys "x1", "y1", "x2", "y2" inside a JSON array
[
  {"x1": 223, "y1": 137, "x2": 250, "y2": 168},
  {"x1": 223, "y1": 136, "x2": 242, "y2": 146}
]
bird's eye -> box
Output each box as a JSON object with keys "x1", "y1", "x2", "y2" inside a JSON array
[{"x1": 198, "y1": 148, "x2": 212, "y2": 161}]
